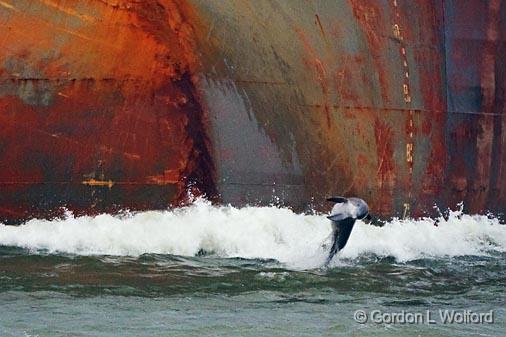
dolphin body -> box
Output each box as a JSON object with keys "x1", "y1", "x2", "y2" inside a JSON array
[{"x1": 325, "y1": 196, "x2": 370, "y2": 265}]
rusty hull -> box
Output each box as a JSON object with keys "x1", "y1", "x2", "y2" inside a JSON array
[
  {"x1": 0, "y1": 0, "x2": 217, "y2": 222},
  {"x1": 0, "y1": 0, "x2": 504, "y2": 223}
]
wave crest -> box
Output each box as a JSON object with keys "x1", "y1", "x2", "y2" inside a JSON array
[{"x1": 0, "y1": 200, "x2": 504, "y2": 268}]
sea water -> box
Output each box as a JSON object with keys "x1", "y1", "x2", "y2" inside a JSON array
[{"x1": 0, "y1": 199, "x2": 505, "y2": 336}]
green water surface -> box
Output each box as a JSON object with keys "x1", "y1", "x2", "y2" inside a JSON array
[{"x1": 0, "y1": 246, "x2": 505, "y2": 337}]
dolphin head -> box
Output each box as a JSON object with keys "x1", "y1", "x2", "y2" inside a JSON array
[
  {"x1": 326, "y1": 196, "x2": 369, "y2": 221},
  {"x1": 348, "y1": 197, "x2": 370, "y2": 220}
]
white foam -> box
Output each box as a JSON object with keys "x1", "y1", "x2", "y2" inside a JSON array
[{"x1": 0, "y1": 199, "x2": 504, "y2": 269}]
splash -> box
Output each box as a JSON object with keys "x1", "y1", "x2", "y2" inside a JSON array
[{"x1": 0, "y1": 199, "x2": 504, "y2": 269}]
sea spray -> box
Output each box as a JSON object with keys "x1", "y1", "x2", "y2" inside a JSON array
[{"x1": 0, "y1": 199, "x2": 504, "y2": 269}]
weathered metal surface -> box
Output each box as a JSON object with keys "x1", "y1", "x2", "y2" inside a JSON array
[
  {"x1": 0, "y1": 0, "x2": 504, "y2": 223},
  {"x1": 193, "y1": 0, "x2": 505, "y2": 217},
  {"x1": 0, "y1": 0, "x2": 217, "y2": 223},
  {"x1": 443, "y1": 0, "x2": 506, "y2": 214}
]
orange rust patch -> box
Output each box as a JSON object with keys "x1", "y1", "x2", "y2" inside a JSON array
[
  {"x1": 295, "y1": 28, "x2": 332, "y2": 128},
  {"x1": 374, "y1": 119, "x2": 395, "y2": 213},
  {"x1": 348, "y1": 0, "x2": 391, "y2": 105},
  {"x1": 374, "y1": 119, "x2": 395, "y2": 187},
  {"x1": 0, "y1": 0, "x2": 217, "y2": 222}
]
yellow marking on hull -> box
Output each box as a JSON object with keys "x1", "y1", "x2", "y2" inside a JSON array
[{"x1": 82, "y1": 179, "x2": 114, "y2": 188}]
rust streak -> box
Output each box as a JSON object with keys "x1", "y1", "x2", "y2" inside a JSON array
[
  {"x1": 0, "y1": 15, "x2": 121, "y2": 50},
  {"x1": 233, "y1": 79, "x2": 286, "y2": 85},
  {"x1": 301, "y1": 104, "x2": 438, "y2": 113},
  {"x1": 0, "y1": 0, "x2": 16, "y2": 11},
  {"x1": 314, "y1": 14, "x2": 329, "y2": 45},
  {"x1": 0, "y1": 117, "x2": 143, "y2": 162},
  {"x1": 38, "y1": 0, "x2": 96, "y2": 22}
]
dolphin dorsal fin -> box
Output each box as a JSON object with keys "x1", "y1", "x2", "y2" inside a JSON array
[{"x1": 326, "y1": 196, "x2": 348, "y2": 203}]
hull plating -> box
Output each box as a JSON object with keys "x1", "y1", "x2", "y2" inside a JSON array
[{"x1": 0, "y1": 0, "x2": 504, "y2": 223}]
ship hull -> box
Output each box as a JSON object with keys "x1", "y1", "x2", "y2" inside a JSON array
[{"x1": 0, "y1": 0, "x2": 504, "y2": 223}]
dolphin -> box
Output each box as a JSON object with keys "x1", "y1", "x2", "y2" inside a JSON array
[{"x1": 325, "y1": 196, "x2": 371, "y2": 265}]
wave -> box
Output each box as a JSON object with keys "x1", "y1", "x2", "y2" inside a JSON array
[{"x1": 0, "y1": 199, "x2": 504, "y2": 268}]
